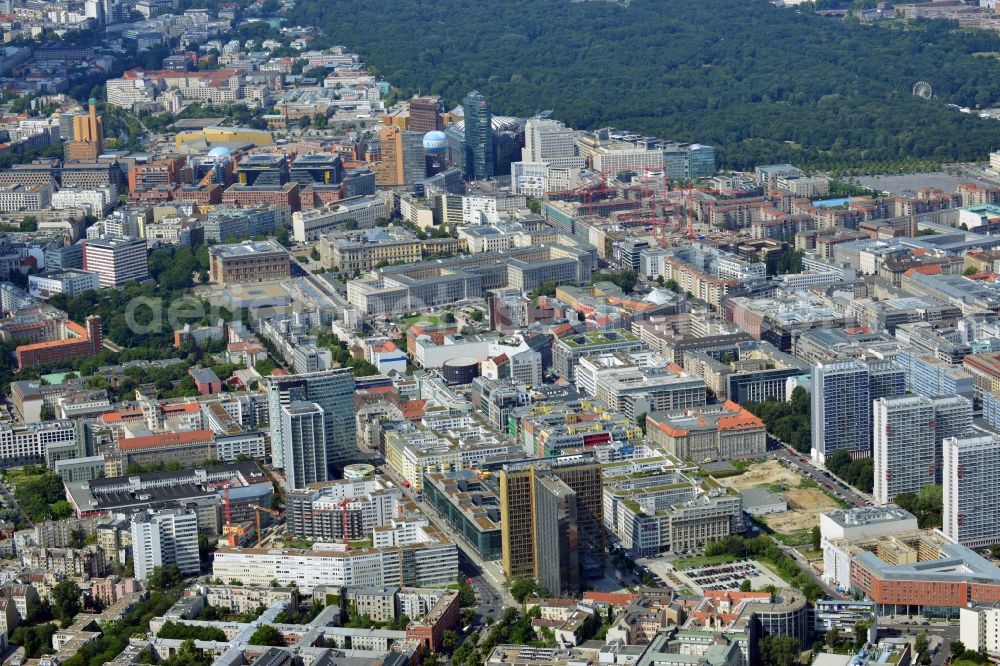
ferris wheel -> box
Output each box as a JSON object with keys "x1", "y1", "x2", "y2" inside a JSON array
[{"x1": 912, "y1": 81, "x2": 933, "y2": 100}]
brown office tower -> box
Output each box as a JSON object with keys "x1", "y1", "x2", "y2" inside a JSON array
[
  {"x1": 409, "y1": 96, "x2": 443, "y2": 133},
  {"x1": 65, "y1": 98, "x2": 104, "y2": 161},
  {"x1": 372, "y1": 125, "x2": 404, "y2": 186},
  {"x1": 498, "y1": 455, "x2": 604, "y2": 595}
]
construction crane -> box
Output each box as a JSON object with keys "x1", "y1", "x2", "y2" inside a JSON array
[
  {"x1": 251, "y1": 504, "x2": 282, "y2": 547},
  {"x1": 223, "y1": 483, "x2": 231, "y2": 526}
]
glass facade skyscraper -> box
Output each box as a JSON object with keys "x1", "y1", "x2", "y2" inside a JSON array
[
  {"x1": 463, "y1": 90, "x2": 495, "y2": 181},
  {"x1": 267, "y1": 369, "x2": 357, "y2": 482}
]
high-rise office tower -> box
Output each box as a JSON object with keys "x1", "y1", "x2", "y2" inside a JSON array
[
  {"x1": 373, "y1": 125, "x2": 425, "y2": 186},
  {"x1": 65, "y1": 98, "x2": 104, "y2": 161},
  {"x1": 523, "y1": 119, "x2": 584, "y2": 170},
  {"x1": 85, "y1": 0, "x2": 104, "y2": 24},
  {"x1": 534, "y1": 474, "x2": 580, "y2": 597},
  {"x1": 462, "y1": 91, "x2": 495, "y2": 181},
  {"x1": 401, "y1": 131, "x2": 427, "y2": 185},
  {"x1": 281, "y1": 402, "x2": 327, "y2": 489},
  {"x1": 498, "y1": 455, "x2": 604, "y2": 592},
  {"x1": 266, "y1": 369, "x2": 357, "y2": 477},
  {"x1": 409, "y1": 96, "x2": 443, "y2": 133},
  {"x1": 130, "y1": 508, "x2": 199, "y2": 581},
  {"x1": 82, "y1": 236, "x2": 149, "y2": 288},
  {"x1": 943, "y1": 433, "x2": 1000, "y2": 548},
  {"x1": 875, "y1": 394, "x2": 972, "y2": 505},
  {"x1": 812, "y1": 360, "x2": 905, "y2": 464}
]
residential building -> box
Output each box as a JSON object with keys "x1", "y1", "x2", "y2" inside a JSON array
[
  {"x1": 130, "y1": 507, "x2": 199, "y2": 581},
  {"x1": 280, "y1": 402, "x2": 327, "y2": 490},
  {"x1": 960, "y1": 604, "x2": 1000, "y2": 658},
  {"x1": 811, "y1": 360, "x2": 905, "y2": 464},
  {"x1": 211, "y1": 521, "x2": 458, "y2": 592},
  {"x1": 286, "y1": 477, "x2": 403, "y2": 540},
  {"x1": 873, "y1": 395, "x2": 972, "y2": 505},
  {"x1": 14, "y1": 315, "x2": 103, "y2": 370},
  {"x1": 0, "y1": 183, "x2": 52, "y2": 212},
  {"x1": 943, "y1": 433, "x2": 1000, "y2": 548},
  {"x1": 265, "y1": 369, "x2": 358, "y2": 474}
]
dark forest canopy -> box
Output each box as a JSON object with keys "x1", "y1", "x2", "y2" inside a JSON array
[{"x1": 296, "y1": 0, "x2": 1000, "y2": 169}]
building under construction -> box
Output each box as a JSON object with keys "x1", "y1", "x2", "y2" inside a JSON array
[{"x1": 285, "y1": 477, "x2": 406, "y2": 541}]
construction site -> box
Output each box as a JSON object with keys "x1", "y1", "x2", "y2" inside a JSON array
[{"x1": 551, "y1": 167, "x2": 738, "y2": 251}]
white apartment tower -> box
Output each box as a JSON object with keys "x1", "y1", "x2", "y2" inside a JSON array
[
  {"x1": 943, "y1": 433, "x2": 1000, "y2": 548},
  {"x1": 812, "y1": 360, "x2": 905, "y2": 464},
  {"x1": 281, "y1": 401, "x2": 327, "y2": 490},
  {"x1": 873, "y1": 395, "x2": 971, "y2": 506},
  {"x1": 130, "y1": 508, "x2": 199, "y2": 581}
]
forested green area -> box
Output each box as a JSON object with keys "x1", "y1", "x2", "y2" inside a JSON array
[{"x1": 296, "y1": 0, "x2": 1000, "y2": 169}]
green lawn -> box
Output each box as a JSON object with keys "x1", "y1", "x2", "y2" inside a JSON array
[
  {"x1": 772, "y1": 529, "x2": 813, "y2": 547},
  {"x1": 673, "y1": 554, "x2": 739, "y2": 569},
  {"x1": 402, "y1": 313, "x2": 443, "y2": 327}
]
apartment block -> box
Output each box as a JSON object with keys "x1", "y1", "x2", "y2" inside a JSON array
[
  {"x1": 873, "y1": 395, "x2": 972, "y2": 505},
  {"x1": 130, "y1": 507, "x2": 199, "y2": 581},
  {"x1": 286, "y1": 478, "x2": 403, "y2": 540},
  {"x1": 211, "y1": 521, "x2": 458, "y2": 593},
  {"x1": 944, "y1": 434, "x2": 1000, "y2": 548},
  {"x1": 812, "y1": 360, "x2": 905, "y2": 464}
]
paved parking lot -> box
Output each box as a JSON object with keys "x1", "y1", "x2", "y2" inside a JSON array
[{"x1": 658, "y1": 559, "x2": 788, "y2": 594}]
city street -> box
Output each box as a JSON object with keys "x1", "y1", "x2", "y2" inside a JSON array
[
  {"x1": 769, "y1": 440, "x2": 873, "y2": 508},
  {"x1": 377, "y1": 464, "x2": 517, "y2": 611}
]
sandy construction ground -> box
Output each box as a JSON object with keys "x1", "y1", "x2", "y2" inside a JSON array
[
  {"x1": 725, "y1": 460, "x2": 801, "y2": 491},
  {"x1": 762, "y1": 488, "x2": 839, "y2": 533},
  {"x1": 723, "y1": 461, "x2": 838, "y2": 534}
]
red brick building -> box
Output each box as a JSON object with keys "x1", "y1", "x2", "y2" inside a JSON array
[
  {"x1": 405, "y1": 589, "x2": 460, "y2": 652},
  {"x1": 15, "y1": 315, "x2": 102, "y2": 369},
  {"x1": 172, "y1": 184, "x2": 223, "y2": 205},
  {"x1": 849, "y1": 541, "x2": 1000, "y2": 617},
  {"x1": 300, "y1": 183, "x2": 344, "y2": 210},
  {"x1": 222, "y1": 183, "x2": 300, "y2": 211},
  {"x1": 189, "y1": 367, "x2": 222, "y2": 395},
  {"x1": 129, "y1": 157, "x2": 183, "y2": 192}
]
